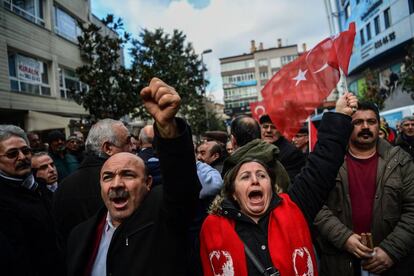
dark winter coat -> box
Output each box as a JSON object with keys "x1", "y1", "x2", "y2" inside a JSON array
[
  {"x1": 395, "y1": 134, "x2": 414, "y2": 158},
  {"x1": 0, "y1": 174, "x2": 64, "y2": 276},
  {"x1": 53, "y1": 153, "x2": 106, "y2": 243},
  {"x1": 66, "y1": 118, "x2": 200, "y2": 276},
  {"x1": 315, "y1": 138, "x2": 414, "y2": 276},
  {"x1": 49, "y1": 151, "x2": 79, "y2": 182},
  {"x1": 273, "y1": 136, "x2": 306, "y2": 182}
]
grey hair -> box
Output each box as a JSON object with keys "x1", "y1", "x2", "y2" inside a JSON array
[
  {"x1": 139, "y1": 126, "x2": 153, "y2": 144},
  {"x1": 85, "y1": 119, "x2": 124, "y2": 155},
  {"x1": 0, "y1": 125, "x2": 29, "y2": 145},
  {"x1": 401, "y1": 116, "x2": 414, "y2": 125}
]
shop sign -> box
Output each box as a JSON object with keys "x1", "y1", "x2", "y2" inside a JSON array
[{"x1": 17, "y1": 55, "x2": 42, "y2": 83}]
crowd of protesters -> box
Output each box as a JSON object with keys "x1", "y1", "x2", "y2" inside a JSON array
[{"x1": 1, "y1": 77, "x2": 414, "y2": 276}]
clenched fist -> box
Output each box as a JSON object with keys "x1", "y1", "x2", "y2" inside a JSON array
[{"x1": 140, "y1": 78, "x2": 181, "y2": 138}]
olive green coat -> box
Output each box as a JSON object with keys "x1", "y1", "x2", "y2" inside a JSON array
[{"x1": 314, "y1": 139, "x2": 414, "y2": 276}]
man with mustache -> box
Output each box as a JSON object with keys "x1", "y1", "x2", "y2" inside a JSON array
[
  {"x1": 54, "y1": 118, "x2": 133, "y2": 244},
  {"x1": 0, "y1": 125, "x2": 63, "y2": 275},
  {"x1": 315, "y1": 102, "x2": 414, "y2": 276},
  {"x1": 66, "y1": 78, "x2": 200, "y2": 276}
]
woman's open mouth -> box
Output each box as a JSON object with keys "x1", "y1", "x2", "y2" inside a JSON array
[{"x1": 248, "y1": 190, "x2": 263, "y2": 203}]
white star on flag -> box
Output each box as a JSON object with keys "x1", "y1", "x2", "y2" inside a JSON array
[{"x1": 292, "y1": 69, "x2": 308, "y2": 86}]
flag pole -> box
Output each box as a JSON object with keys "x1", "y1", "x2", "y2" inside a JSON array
[
  {"x1": 339, "y1": 68, "x2": 348, "y2": 96},
  {"x1": 339, "y1": 68, "x2": 357, "y2": 112}
]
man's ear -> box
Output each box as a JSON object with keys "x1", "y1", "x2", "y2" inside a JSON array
[
  {"x1": 230, "y1": 135, "x2": 237, "y2": 148},
  {"x1": 102, "y1": 141, "x2": 113, "y2": 156},
  {"x1": 212, "y1": 152, "x2": 220, "y2": 161},
  {"x1": 146, "y1": 175, "x2": 153, "y2": 191}
]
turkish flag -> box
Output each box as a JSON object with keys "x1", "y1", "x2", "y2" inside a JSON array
[
  {"x1": 261, "y1": 23, "x2": 356, "y2": 140},
  {"x1": 329, "y1": 22, "x2": 356, "y2": 75},
  {"x1": 249, "y1": 101, "x2": 266, "y2": 122}
]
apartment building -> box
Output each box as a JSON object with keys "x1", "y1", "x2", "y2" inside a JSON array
[
  {"x1": 220, "y1": 40, "x2": 300, "y2": 117},
  {"x1": 334, "y1": 0, "x2": 414, "y2": 109},
  {"x1": 0, "y1": 0, "x2": 116, "y2": 134}
]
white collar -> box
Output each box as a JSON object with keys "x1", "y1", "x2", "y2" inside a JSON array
[{"x1": 105, "y1": 212, "x2": 118, "y2": 232}]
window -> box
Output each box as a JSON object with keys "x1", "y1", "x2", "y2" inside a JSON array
[
  {"x1": 259, "y1": 71, "x2": 268, "y2": 80},
  {"x1": 384, "y1": 8, "x2": 391, "y2": 29},
  {"x1": 374, "y1": 16, "x2": 380, "y2": 35},
  {"x1": 3, "y1": 0, "x2": 44, "y2": 26},
  {"x1": 59, "y1": 67, "x2": 88, "y2": 99},
  {"x1": 8, "y1": 52, "x2": 50, "y2": 96},
  {"x1": 360, "y1": 29, "x2": 365, "y2": 46},
  {"x1": 221, "y1": 59, "x2": 255, "y2": 72},
  {"x1": 410, "y1": 0, "x2": 414, "y2": 14},
  {"x1": 366, "y1": 23, "x2": 372, "y2": 41},
  {"x1": 54, "y1": 6, "x2": 82, "y2": 42},
  {"x1": 270, "y1": 58, "x2": 281, "y2": 68},
  {"x1": 281, "y1": 55, "x2": 297, "y2": 66},
  {"x1": 258, "y1": 59, "x2": 268, "y2": 67}
]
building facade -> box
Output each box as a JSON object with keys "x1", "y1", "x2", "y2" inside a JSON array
[
  {"x1": 0, "y1": 0, "x2": 116, "y2": 135},
  {"x1": 220, "y1": 40, "x2": 299, "y2": 117},
  {"x1": 334, "y1": 0, "x2": 414, "y2": 109}
]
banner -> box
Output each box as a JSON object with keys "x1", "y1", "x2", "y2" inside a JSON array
[{"x1": 17, "y1": 54, "x2": 42, "y2": 83}]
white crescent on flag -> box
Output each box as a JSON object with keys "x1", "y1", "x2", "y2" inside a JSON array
[
  {"x1": 313, "y1": 62, "x2": 329, "y2": 74},
  {"x1": 254, "y1": 105, "x2": 266, "y2": 116}
]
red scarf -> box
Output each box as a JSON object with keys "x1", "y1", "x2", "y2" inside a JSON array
[{"x1": 200, "y1": 194, "x2": 317, "y2": 276}]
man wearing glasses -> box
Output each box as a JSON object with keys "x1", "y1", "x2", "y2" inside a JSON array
[{"x1": 0, "y1": 125, "x2": 63, "y2": 275}]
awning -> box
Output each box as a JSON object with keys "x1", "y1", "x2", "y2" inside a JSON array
[{"x1": 25, "y1": 111, "x2": 73, "y2": 133}]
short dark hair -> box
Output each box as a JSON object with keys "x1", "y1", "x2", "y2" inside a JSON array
[
  {"x1": 357, "y1": 101, "x2": 380, "y2": 122},
  {"x1": 230, "y1": 115, "x2": 261, "y2": 147},
  {"x1": 47, "y1": 130, "x2": 65, "y2": 144},
  {"x1": 209, "y1": 142, "x2": 228, "y2": 161},
  {"x1": 209, "y1": 142, "x2": 222, "y2": 156},
  {"x1": 259, "y1": 114, "x2": 273, "y2": 125}
]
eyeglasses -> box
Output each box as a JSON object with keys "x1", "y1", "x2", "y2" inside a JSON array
[{"x1": 0, "y1": 147, "x2": 32, "y2": 159}]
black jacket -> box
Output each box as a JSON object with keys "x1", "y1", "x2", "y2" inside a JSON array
[
  {"x1": 67, "y1": 118, "x2": 200, "y2": 276},
  {"x1": 0, "y1": 174, "x2": 64, "y2": 276},
  {"x1": 273, "y1": 136, "x2": 306, "y2": 182},
  {"x1": 53, "y1": 153, "x2": 106, "y2": 243},
  {"x1": 395, "y1": 134, "x2": 414, "y2": 158}
]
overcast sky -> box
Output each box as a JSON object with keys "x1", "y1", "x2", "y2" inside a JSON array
[{"x1": 92, "y1": 0, "x2": 332, "y2": 103}]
